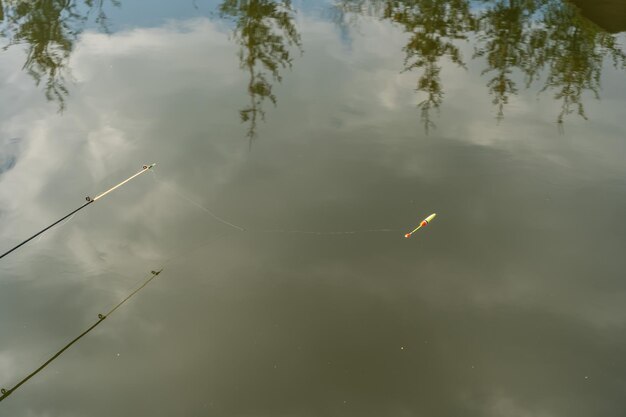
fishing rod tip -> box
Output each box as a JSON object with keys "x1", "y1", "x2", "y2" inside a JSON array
[
  {"x1": 143, "y1": 163, "x2": 157, "y2": 170},
  {"x1": 404, "y1": 233, "x2": 411, "y2": 238}
]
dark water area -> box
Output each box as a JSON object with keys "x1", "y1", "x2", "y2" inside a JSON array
[
  {"x1": 0, "y1": 1, "x2": 625, "y2": 416},
  {"x1": 570, "y1": 0, "x2": 626, "y2": 33}
]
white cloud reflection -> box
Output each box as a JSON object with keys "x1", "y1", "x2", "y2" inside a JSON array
[{"x1": 0, "y1": 11, "x2": 625, "y2": 417}]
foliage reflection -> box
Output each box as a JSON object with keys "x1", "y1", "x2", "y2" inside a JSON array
[
  {"x1": 383, "y1": 0, "x2": 475, "y2": 132},
  {"x1": 220, "y1": 0, "x2": 302, "y2": 142},
  {"x1": 0, "y1": 0, "x2": 623, "y2": 136},
  {"x1": 0, "y1": 0, "x2": 118, "y2": 111},
  {"x1": 333, "y1": 0, "x2": 626, "y2": 131}
]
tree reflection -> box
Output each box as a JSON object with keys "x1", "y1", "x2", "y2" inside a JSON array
[
  {"x1": 475, "y1": 0, "x2": 626, "y2": 123},
  {"x1": 473, "y1": 0, "x2": 546, "y2": 120},
  {"x1": 333, "y1": 0, "x2": 474, "y2": 132},
  {"x1": 538, "y1": 1, "x2": 626, "y2": 124},
  {"x1": 333, "y1": 0, "x2": 626, "y2": 130},
  {"x1": 383, "y1": 0, "x2": 474, "y2": 132},
  {"x1": 0, "y1": 0, "x2": 117, "y2": 111},
  {"x1": 219, "y1": 0, "x2": 302, "y2": 142}
]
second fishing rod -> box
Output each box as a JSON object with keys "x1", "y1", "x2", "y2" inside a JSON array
[{"x1": 0, "y1": 163, "x2": 156, "y2": 261}]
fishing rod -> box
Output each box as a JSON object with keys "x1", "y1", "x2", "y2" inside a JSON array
[
  {"x1": 0, "y1": 268, "x2": 163, "y2": 403},
  {"x1": 0, "y1": 163, "x2": 156, "y2": 261}
]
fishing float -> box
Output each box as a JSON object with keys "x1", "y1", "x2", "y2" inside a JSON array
[
  {"x1": 0, "y1": 163, "x2": 156, "y2": 261},
  {"x1": 404, "y1": 213, "x2": 437, "y2": 238}
]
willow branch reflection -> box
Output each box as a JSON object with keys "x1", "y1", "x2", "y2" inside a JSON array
[
  {"x1": 219, "y1": 0, "x2": 302, "y2": 142},
  {"x1": 475, "y1": 0, "x2": 626, "y2": 123},
  {"x1": 538, "y1": 1, "x2": 626, "y2": 124},
  {"x1": 333, "y1": 0, "x2": 474, "y2": 132},
  {"x1": 473, "y1": 0, "x2": 547, "y2": 121},
  {"x1": 384, "y1": 0, "x2": 474, "y2": 132},
  {"x1": 333, "y1": 0, "x2": 626, "y2": 131},
  {"x1": 0, "y1": 0, "x2": 117, "y2": 111}
]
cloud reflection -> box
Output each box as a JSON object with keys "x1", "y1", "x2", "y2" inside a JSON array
[
  {"x1": 219, "y1": 0, "x2": 302, "y2": 142},
  {"x1": 0, "y1": 10, "x2": 625, "y2": 417},
  {"x1": 0, "y1": 0, "x2": 119, "y2": 111},
  {"x1": 332, "y1": 0, "x2": 626, "y2": 131}
]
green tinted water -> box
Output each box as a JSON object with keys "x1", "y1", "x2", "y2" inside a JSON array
[{"x1": 0, "y1": 1, "x2": 625, "y2": 416}]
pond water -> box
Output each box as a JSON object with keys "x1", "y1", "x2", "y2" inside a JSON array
[{"x1": 0, "y1": 1, "x2": 625, "y2": 416}]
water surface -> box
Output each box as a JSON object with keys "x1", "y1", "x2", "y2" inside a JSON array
[{"x1": 0, "y1": 1, "x2": 625, "y2": 416}]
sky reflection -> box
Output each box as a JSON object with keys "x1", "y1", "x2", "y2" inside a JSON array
[{"x1": 0, "y1": 2, "x2": 625, "y2": 416}]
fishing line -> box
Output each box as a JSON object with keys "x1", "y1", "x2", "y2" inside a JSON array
[
  {"x1": 150, "y1": 169, "x2": 401, "y2": 236},
  {"x1": 256, "y1": 228, "x2": 399, "y2": 235},
  {"x1": 150, "y1": 170, "x2": 246, "y2": 232},
  {"x1": 2, "y1": 163, "x2": 404, "y2": 404},
  {"x1": 0, "y1": 167, "x2": 432, "y2": 403},
  {"x1": 0, "y1": 269, "x2": 163, "y2": 403},
  {"x1": 0, "y1": 164, "x2": 156, "y2": 261}
]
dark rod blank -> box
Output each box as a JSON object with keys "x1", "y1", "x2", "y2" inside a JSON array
[
  {"x1": 0, "y1": 201, "x2": 93, "y2": 260},
  {"x1": 0, "y1": 269, "x2": 162, "y2": 403},
  {"x1": 0, "y1": 164, "x2": 156, "y2": 261}
]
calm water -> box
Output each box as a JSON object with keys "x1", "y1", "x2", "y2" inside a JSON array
[{"x1": 0, "y1": 1, "x2": 625, "y2": 416}]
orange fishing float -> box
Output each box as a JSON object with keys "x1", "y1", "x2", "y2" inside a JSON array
[{"x1": 404, "y1": 213, "x2": 437, "y2": 238}]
